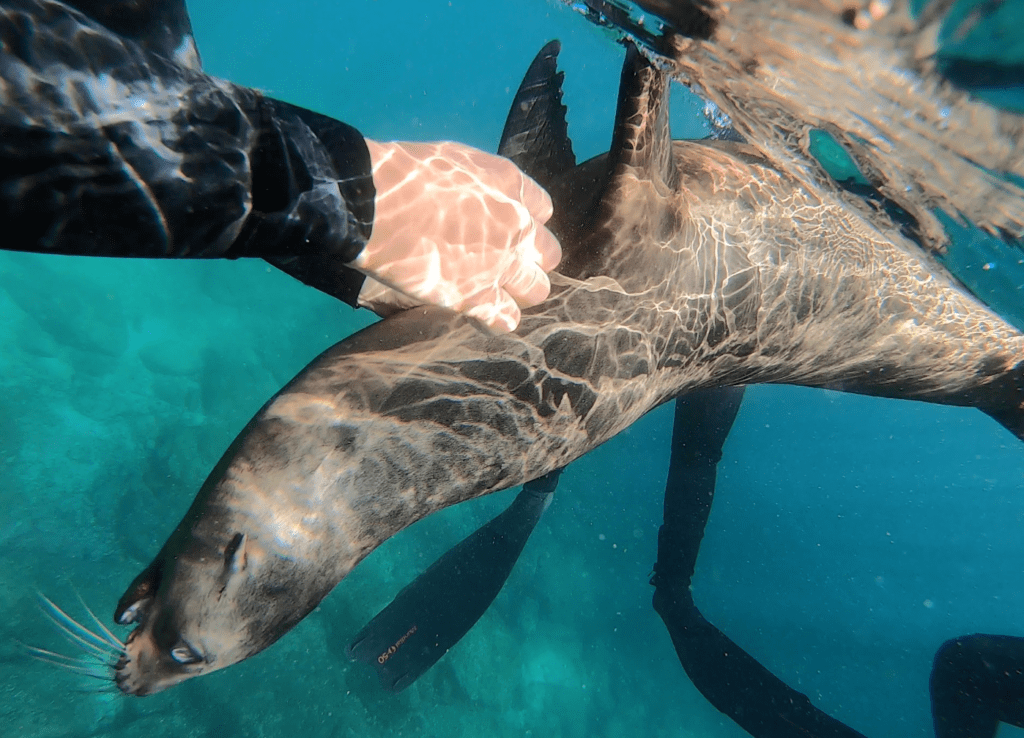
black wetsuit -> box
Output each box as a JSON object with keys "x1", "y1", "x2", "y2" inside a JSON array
[
  {"x1": 931, "y1": 634, "x2": 1024, "y2": 738},
  {"x1": 0, "y1": 0, "x2": 374, "y2": 304},
  {"x1": 654, "y1": 389, "x2": 1024, "y2": 738},
  {"x1": 650, "y1": 389, "x2": 870, "y2": 737}
]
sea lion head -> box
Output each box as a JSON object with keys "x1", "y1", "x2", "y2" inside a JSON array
[
  {"x1": 105, "y1": 310, "x2": 472, "y2": 696},
  {"x1": 111, "y1": 525, "x2": 324, "y2": 695}
]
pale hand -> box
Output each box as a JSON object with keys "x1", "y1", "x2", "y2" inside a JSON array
[{"x1": 354, "y1": 140, "x2": 562, "y2": 332}]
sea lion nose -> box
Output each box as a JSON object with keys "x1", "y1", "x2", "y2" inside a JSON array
[
  {"x1": 113, "y1": 662, "x2": 135, "y2": 695},
  {"x1": 113, "y1": 627, "x2": 156, "y2": 696}
]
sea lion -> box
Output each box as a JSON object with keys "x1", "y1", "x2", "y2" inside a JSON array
[{"x1": 84, "y1": 41, "x2": 1024, "y2": 696}]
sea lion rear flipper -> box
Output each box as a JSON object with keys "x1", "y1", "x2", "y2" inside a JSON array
[
  {"x1": 65, "y1": 0, "x2": 201, "y2": 69},
  {"x1": 346, "y1": 471, "x2": 562, "y2": 692},
  {"x1": 974, "y1": 363, "x2": 1024, "y2": 441},
  {"x1": 983, "y1": 404, "x2": 1024, "y2": 441},
  {"x1": 606, "y1": 42, "x2": 676, "y2": 190}
]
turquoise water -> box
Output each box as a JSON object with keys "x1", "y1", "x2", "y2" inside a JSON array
[{"x1": 1, "y1": 1, "x2": 1023, "y2": 737}]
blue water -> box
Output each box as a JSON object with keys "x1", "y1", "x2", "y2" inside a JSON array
[{"x1": 1, "y1": 1, "x2": 1022, "y2": 737}]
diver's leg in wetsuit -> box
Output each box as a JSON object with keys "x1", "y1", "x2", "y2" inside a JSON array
[
  {"x1": 652, "y1": 387, "x2": 868, "y2": 738},
  {"x1": 347, "y1": 469, "x2": 561, "y2": 692},
  {"x1": 931, "y1": 634, "x2": 1024, "y2": 738},
  {"x1": 651, "y1": 387, "x2": 745, "y2": 600}
]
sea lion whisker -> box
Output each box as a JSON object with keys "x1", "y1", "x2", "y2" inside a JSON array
[
  {"x1": 69, "y1": 685, "x2": 122, "y2": 695},
  {"x1": 37, "y1": 594, "x2": 123, "y2": 659},
  {"x1": 19, "y1": 642, "x2": 105, "y2": 668},
  {"x1": 24, "y1": 650, "x2": 113, "y2": 680},
  {"x1": 46, "y1": 625, "x2": 115, "y2": 661},
  {"x1": 18, "y1": 636, "x2": 123, "y2": 680},
  {"x1": 74, "y1": 591, "x2": 125, "y2": 650}
]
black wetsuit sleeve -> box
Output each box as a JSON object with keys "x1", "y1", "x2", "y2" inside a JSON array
[
  {"x1": 0, "y1": 0, "x2": 373, "y2": 305},
  {"x1": 235, "y1": 98, "x2": 375, "y2": 305}
]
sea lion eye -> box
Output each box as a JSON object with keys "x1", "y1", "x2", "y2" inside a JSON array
[{"x1": 170, "y1": 640, "x2": 202, "y2": 665}]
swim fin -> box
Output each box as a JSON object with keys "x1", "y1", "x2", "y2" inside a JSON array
[{"x1": 346, "y1": 469, "x2": 562, "y2": 692}]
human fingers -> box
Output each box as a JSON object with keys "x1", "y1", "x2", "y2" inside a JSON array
[
  {"x1": 517, "y1": 173, "x2": 554, "y2": 224},
  {"x1": 531, "y1": 223, "x2": 561, "y2": 272},
  {"x1": 452, "y1": 144, "x2": 554, "y2": 224},
  {"x1": 464, "y1": 285, "x2": 522, "y2": 333},
  {"x1": 356, "y1": 275, "x2": 420, "y2": 317},
  {"x1": 502, "y1": 256, "x2": 551, "y2": 309},
  {"x1": 358, "y1": 139, "x2": 560, "y2": 327}
]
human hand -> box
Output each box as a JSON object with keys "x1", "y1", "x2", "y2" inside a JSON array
[{"x1": 353, "y1": 140, "x2": 562, "y2": 332}]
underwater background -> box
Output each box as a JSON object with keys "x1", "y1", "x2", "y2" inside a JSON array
[{"x1": 1, "y1": 1, "x2": 1023, "y2": 736}]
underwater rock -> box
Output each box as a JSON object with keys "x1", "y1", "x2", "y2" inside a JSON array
[{"x1": 137, "y1": 338, "x2": 205, "y2": 377}]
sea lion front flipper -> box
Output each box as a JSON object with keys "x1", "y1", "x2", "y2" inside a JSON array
[
  {"x1": 346, "y1": 470, "x2": 562, "y2": 692},
  {"x1": 497, "y1": 40, "x2": 577, "y2": 191}
]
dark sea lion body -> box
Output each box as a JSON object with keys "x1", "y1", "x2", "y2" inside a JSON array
[{"x1": 111, "y1": 44, "x2": 1024, "y2": 694}]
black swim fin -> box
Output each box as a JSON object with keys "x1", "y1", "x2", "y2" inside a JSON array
[{"x1": 346, "y1": 470, "x2": 563, "y2": 692}]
